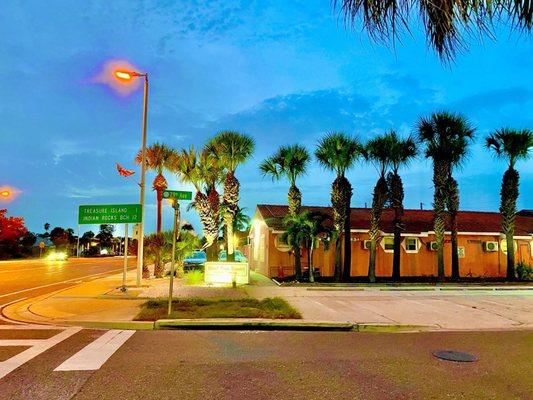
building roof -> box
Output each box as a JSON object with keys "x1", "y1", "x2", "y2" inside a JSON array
[{"x1": 256, "y1": 204, "x2": 533, "y2": 236}]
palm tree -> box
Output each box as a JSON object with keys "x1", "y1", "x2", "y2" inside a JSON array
[
  {"x1": 43, "y1": 223, "x2": 50, "y2": 237},
  {"x1": 144, "y1": 232, "x2": 166, "y2": 278},
  {"x1": 260, "y1": 144, "x2": 310, "y2": 215},
  {"x1": 206, "y1": 131, "x2": 255, "y2": 262},
  {"x1": 364, "y1": 134, "x2": 393, "y2": 283},
  {"x1": 386, "y1": 133, "x2": 417, "y2": 281},
  {"x1": 135, "y1": 143, "x2": 176, "y2": 233},
  {"x1": 162, "y1": 228, "x2": 201, "y2": 277},
  {"x1": 334, "y1": 1, "x2": 532, "y2": 61},
  {"x1": 486, "y1": 129, "x2": 533, "y2": 280},
  {"x1": 302, "y1": 211, "x2": 332, "y2": 283},
  {"x1": 233, "y1": 206, "x2": 251, "y2": 232},
  {"x1": 417, "y1": 112, "x2": 475, "y2": 280},
  {"x1": 168, "y1": 147, "x2": 221, "y2": 261},
  {"x1": 260, "y1": 144, "x2": 310, "y2": 277},
  {"x1": 280, "y1": 212, "x2": 311, "y2": 281},
  {"x1": 315, "y1": 133, "x2": 361, "y2": 281}
]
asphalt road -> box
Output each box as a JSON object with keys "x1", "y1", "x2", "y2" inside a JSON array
[
  {"x1": 0, "y1": 257, "x2": 134, "y2": 323},
  {"x1": 0, "y1": 329, "x2": 531, "y2": 399}
]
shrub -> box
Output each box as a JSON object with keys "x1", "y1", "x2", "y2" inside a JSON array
[
  {"x1": 516, "y1": 262, "x2": 533, "y2": 281},
  {"x1": 185, "y1": 270, "x2": 204, "y2": 285}
]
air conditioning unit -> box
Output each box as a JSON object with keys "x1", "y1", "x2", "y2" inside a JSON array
[
  {"x1": 483, "y1": 241, "x2": 499, "y2": 252},
  {"x1": 428, "y1": 241, "x2": 438, "y2": 251},
  {"x1": 362, "y1": 240, "x2": 371, "y2": 250}
]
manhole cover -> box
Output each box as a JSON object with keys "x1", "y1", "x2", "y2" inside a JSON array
[{"x1": 433, "y1": 350, "x2": 477, "y2": 362}]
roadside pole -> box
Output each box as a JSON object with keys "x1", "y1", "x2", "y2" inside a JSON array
[
  {"x1": 122, "y1": 223, "x2": 129, "y2": 291},
  {"x1": 77, "y1": 225, "x2": 80, "y2": 258},
  {"x1": 167, "y1": 200, "x2": 180, "y2": 316}
]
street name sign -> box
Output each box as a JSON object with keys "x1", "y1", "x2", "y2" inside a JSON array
[
  {"x1": 78, "y1": 204, "x2": 142, "y2": 225},
  {"x1": 162, "y1": 190, "x2": 192, "y2": 201}
]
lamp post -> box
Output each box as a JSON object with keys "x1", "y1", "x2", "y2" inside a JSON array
[{"x1": 115, "y1": 69, "x2": 148, "y2": 287}]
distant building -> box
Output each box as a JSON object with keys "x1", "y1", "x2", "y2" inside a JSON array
[{"x1": 248, "y1": 204, "x2": 533, "y2": 279}]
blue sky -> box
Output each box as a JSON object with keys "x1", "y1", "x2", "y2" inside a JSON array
[{"x1": 1, "y1": 0, "x2": 532, "y2": 235}]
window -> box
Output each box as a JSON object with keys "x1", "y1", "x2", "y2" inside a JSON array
[
  {"x1": 382, "y1": 237, "x2": 394, "y2": 251},
  {"x1": 402, "y1": 237, "x2": 420, "y2": 253},
  {"x1": 405, "y1": 238, "x2": 418, "y2": 251}
]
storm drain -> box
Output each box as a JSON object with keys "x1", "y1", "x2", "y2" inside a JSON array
[{"x1": 433, "y1": 350, "x2": 478, "y2": 362}]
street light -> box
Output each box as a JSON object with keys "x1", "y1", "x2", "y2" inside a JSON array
[{"x1": 115, "y1": 68, "x2": 148, "y2": 287}]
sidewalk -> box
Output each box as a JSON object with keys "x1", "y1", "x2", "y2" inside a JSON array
[
  {"x1": 246, "y1": 285, "x2": 533, "y2": 330},
  {"x1": 3, "y1": 271, "x2": 532, "y2": 331}
]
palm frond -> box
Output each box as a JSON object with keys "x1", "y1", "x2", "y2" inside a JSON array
[
  {"x1": 206, "y1": 130, "x2": 255, "y2": 172},
  {"x1": 315, "y1": 132, "x2": 362, "y2": 176},
  {"x1": 334, "y1": 0, "x2": 532, "y2": 62},
  {"x1": 486, "y1": 128, "x2": 533, "y2": 167}
]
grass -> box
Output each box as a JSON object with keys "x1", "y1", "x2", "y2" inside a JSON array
[{"x1": 135, "y1": 297, "x2": 301, "y2": 321}]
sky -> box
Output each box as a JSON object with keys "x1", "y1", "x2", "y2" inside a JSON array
[{"x1": 0, "y1": 0, "x2": 532, "y2": 236}]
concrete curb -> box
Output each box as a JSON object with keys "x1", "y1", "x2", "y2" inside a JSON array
[
  {"x1": 64, "y1": 320, "x2": 155, "y2": 330},
  {"x1": 152, "y1": 319, "x2": 436, "y2": 332}
]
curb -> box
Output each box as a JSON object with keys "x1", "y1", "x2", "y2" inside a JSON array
[
  {"x1": 65, "y1": 320, "x2": 155, "y2": 330},
  {"x1": 152, "y1": 319, "x2": 435, "y2": 332}
]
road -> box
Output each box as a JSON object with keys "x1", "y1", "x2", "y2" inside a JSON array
[
  {"x1": 0, "y1": 329, "x2": 531, "y2": 399},
  {"x1": 0, "y1": 257, "x2": 134, "y2": 323}
]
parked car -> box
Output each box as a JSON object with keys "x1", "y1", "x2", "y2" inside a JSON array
[
  {"x1": 218, "y1": 250, "x2": 247, "y2": 263},
  {"x1": 183, "y1": 250, "x2": 206, "y2": 270}
]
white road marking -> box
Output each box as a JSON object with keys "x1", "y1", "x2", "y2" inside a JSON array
[
  {"x1": 0, "y1": 324, "x2": 60, "y2": 330},
  {"x1": 54, "y1": 329, "x2": 134, "y2": 371},
  {"x1": 0, "y1": 340, "x2": 43, "y2": 346},
  {"x1": 0, "y1": 327, "x2": 81, "y2": 379},
  {"x1": 0, "y1": 268, "x2": 124, "y2": 299}
]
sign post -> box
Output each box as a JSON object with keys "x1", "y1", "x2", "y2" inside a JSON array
[
  {"x1": 163, "y1": 190, "x2": 191, "y2": 316},
  {"x1": 122, "y1": 223, "x2": 129, "y2": 292}
]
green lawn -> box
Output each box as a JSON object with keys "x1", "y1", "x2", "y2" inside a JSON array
[{"x1": 135, "y1": 297, "x2": 302, "y2": 321}]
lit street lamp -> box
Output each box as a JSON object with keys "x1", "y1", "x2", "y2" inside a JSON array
[{"x1": 115, "y1": 69, "x2": 148, "y2": 287}]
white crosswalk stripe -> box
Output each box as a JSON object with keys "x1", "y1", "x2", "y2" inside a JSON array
[
  {"x1": 0, "y1": 326, "x2": 82, "y2": 379},
  {"x1": 54, "y1": 329, "x2": 134, "y2": 371}
]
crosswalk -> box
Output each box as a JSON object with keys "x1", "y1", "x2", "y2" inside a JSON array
[
  {"x1": 0, "y1": 325, "x2": 134, "y2": 379},
  {"x1": 55, "y1": 329, "x2": 134, "y2": 371}
]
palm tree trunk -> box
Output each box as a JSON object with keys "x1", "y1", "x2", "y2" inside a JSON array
[
  {"x1": 194, "y1": 192, "x2": 219, "y2": 261},
  {"x1": 225, "y1": 212, "x2": 235, "y2": 262},
  {"x1": 288, "y1": 184, "x2": 302, "y2": 215},
  {"x1": 294, "y1": 246, "x2": 302, "y2": 280},
  {"x1": 156, "y1": 188, "x2": 163, "y2": 233},
  {"x1": 342, "y1": 181, "x2": 353, "y2": 281},
  {"x1": 333, "y1": 234, "x2": 342, "y2": 282},
  {"x1": 368, "y1": 176, "x2": 388, "y2": 283},
  {"x1": 288, "y1": 183, "x2": 303, "y2": 276},
  {"x1": 309, "y1": 240, "x2": 315, "y2": 283},
  {"x1": 447, "y1": 178, "x2": 460, "y2": 280},
  {"x1": 388, "y1": 172, "x2": 404, "y2": 281},
  {"x1": 433, "y1": 162, "x2": 447, "y2": 281},
  {"x1": 223, "y1": 171, "x2": 240, "y2": 262},
  {"x1": 331, "y1": 176, "x2": 349, "y2": 282},
  {"x1": 501, "y1": 167, "x2": 519, "y2": 280}
]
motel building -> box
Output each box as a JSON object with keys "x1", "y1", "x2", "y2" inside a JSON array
[{"x1": 248, "y1": 205, "x2": 533, "y2": 279}]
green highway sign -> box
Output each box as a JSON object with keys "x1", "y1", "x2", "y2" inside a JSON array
[
  {"x1": 162, "y1": 190, "x2": 192, "y2": 201},
  {"x1": 78, "y1": 204, "x2": 142, "y2": 225}
]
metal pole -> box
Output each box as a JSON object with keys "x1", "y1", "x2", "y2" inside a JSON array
[
  {"x1": 77, "y1": 225, "x2": 80, "y2": 258},
  {"x1": 122, "y1": 223, "x2": 129, "y2": 291},
  {"x1": 136, "y1": 74, "x2": 149, "y2": 287},
  {"x1": 167, "y1": 202, "x2": 180, "y2": 316}
]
